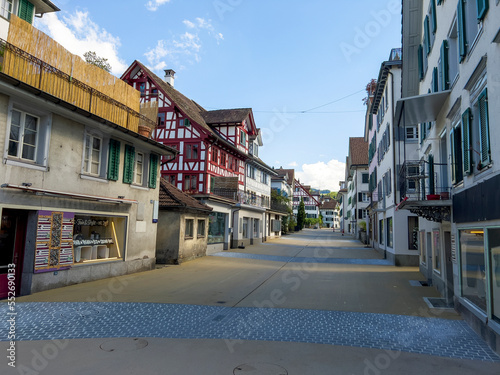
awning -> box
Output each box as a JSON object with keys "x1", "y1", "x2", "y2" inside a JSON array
[
  {"x1": 1, "y1": 184, "x2": 138, "y2": 204},
  {"x1": 395, "y1": 90, "x2": 451, "y2": 127}
]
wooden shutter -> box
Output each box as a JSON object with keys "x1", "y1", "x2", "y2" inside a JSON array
[
  {"x1": 478, "y1": 89, "x2": 490, "y2": 166},
  {"x1": 123, "y1": 144, "x2": 135, "y2": 184},
  {"x1": 149, "y1": 154, "x2": 159, "y2": 189},
  {"x1": 418, "y1": 45, "x2": 424, "y2": 81},
  {"x1": 432, "y1": 67, "x2": 439, "y2": 92},
  {"x1": 457, "y1": 0, "x2": 467, "y2": 62},
  {"x1": 440, "y1": 40, "x2": 449, "y2": 90},
  {"x1": 428, "y1": 154, "x2": 435, "y2": 194},
  {"x1": 476, "y1": 0, "x2": 489, "y2": 20},
  {"x1": 18, "y1": 0, "x2": 34, "y2": 23},
  {"x1": 107, "y1": 139, "x2": 120, "y2": 181},
  {"x1": 461, "y1": 108, "x2": 472, "y2": 174},
  {"x1": 424, "y1": 16, "x2": 431, "y2": 55},
  {"x1": 431, "y1": 0, "x2": 437, "y2": 33},
  {"x1": 450, "y1": 128, "x2": 457, "y2": 184}
]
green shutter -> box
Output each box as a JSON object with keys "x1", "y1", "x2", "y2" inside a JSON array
[
  {"x1": 478, "y1": 89, "x2": 490, "y2": 166},
  {"x1": 428, "y1": 154, "x2": 435, "y2": 195},
  {"x1": 440, "y1": 40, "x2": 449, "y2": 90},
  {"x1": 107, "y1": 139, "x2": 120, "y2": 181},
  {"x1": 424, "y1": 16, "x2": 431, "y2": 55},
  {"x1": 148, "y1": 154, "x2": 159, "y2": 189},
  {"x1": 476, "y1": 0, "x2": 489, "y2": 20},
  {"x1": 123, "y1": 144, "x2": 135, "y2": 184},
  {"x1": 462, "y1": 108, "x2": 472, "y2": 174},
  {"x1": 450, "y1": 128, "x2": 456, "y2": 184},
  {"x1": 432, "y1": 67, "x2": 439, "y2": 92},
  {"x1": 18, "y1": 0, "x2": 34, "y2": 24},
  {"x1": 431, "y1": 0, "x2": 437, "y2": 33},
  {"x1": 184, "y1": 119, "x2": 190, "y2": 127},
  {"x1": 437, "y1": 0, "x2": 442, "y2": 4},
  {"x1": 457, "y1": 0, "x2": 467, "y2": 62},
  {"x1": 418, "y1": 44, "x2": 424, "y2": 81}
]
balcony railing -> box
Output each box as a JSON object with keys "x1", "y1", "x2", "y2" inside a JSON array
[
  {"x1": 211, "y1": 188, "x2": 270, "y2": 209},
  {"x1": 0, "y1": 38, "x2": 156, "y2": 132},
  {"x1": 399, "y1": 160, "x2": 451, "y2": 202}
]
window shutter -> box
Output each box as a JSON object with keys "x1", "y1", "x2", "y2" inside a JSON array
[
  {"x1": 476, "y1": 0, "x2": 489, "y2": 20},
  {"x1": 424, "y1": 16, "x2": 431, "y2": 55},
  {"x1": 428, "y1": 154, "x2": 435, "y2": 195},
  {"x1": 418, "y1": 45, "x2": 424, "y2": 81},
  {"x1": 430, "y1": 0, "x2": 437, "y2": 33},
  {"x1": 457, "y1": 0, "x2": 467, "y2": 62},
  {"x1": 107, "y1": 139, "x2": 120, "y2": 181},
  {"x1": 461, "y1": 108, "x2": 472, "y2": 174},
  {"x1": 478, "y1": 89, "x2": 490, "y2": 166},
  {"x1": 432, "y1": 67, "x2": 439, "y2": 92},
  {"x1": 358, "y1": 192, "x2": 363, "y2": 201},
  {"x1": 440, "y1": 40, "x2": 449, "y2": 90},
  {"x1": 18, "y1": 0, "x2": 34, "y2": 23},
  {"x1": 149, "y1": 154, "x2": 159, "y2": 189},
  {"x1": 450, "y1": 128, "x2": 457, "y2": 184},
  {"x1": 123, "y1": 144, "x2": 135, "y2": 184}
]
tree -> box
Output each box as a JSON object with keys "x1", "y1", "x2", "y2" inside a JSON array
[
  {"x1": 84, "y1": 51, "x2": 112, "y2": 73},
  {"x1": 297, "y1": 198, "x2": 306, "y2": 230},
  {"x1": 327, "y1": 191, "x2": 338, "y2": 200}
]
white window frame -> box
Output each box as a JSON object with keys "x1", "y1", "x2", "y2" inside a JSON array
[
  {"x1": 7, "y1": 108, "x2": 39, "y2": 162},
  {"x1": 0, "y1": 0, "x2": 13, "y2": 20},
  {"x1": 83, "y1": 133, "x2": 103, "y2": 176},
  {"x1": 133, "y1": 151, "x2": 145, "y2": 186},
  {"x1": 406, "y1": 126, "x2": 418, "y2": 141}
]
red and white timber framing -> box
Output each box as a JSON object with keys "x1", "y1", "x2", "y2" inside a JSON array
[{"x1": 293, "y1": 179, "x2": 320, "y2": 208}]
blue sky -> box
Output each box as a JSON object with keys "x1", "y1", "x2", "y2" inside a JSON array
[{"x1": 35, "y1": 0, "x2": 402, "y2": 191}]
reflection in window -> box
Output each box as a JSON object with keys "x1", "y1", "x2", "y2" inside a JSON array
[
  {"x1": 460, "y1": 229, "x2": 486, "y2": 312},
  {"x1": 208, "y1": 212, "x2": 225, "y2": 244}
]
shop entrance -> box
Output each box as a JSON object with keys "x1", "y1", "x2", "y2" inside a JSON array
[{"x1": 0, "y1": 209, "x2": 28, "y2": 299}]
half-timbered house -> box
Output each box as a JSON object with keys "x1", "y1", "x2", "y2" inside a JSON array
[
  {"x1": 293, "y1": 179, "x2": 320, "y2": 219},
  {"x1": 121, "y1": 61, "x2": 276, "y2": 251}
]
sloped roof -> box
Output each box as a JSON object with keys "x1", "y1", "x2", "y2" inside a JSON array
[
  {"x1": 349, "y1": 137, "x2": 369, "y2": 166},
  {"x1": 275, "y1": 168, "x2": 295, "y2": 184},
  {"x1": 203, "y1": 108, "x2": 252, "y2": 124},
  {"x1": 159, "y1": 179, "x2": 212, "y2": 212},
  {"x1": 321, "y1": 200, "x2": 338, "y2": 209}
]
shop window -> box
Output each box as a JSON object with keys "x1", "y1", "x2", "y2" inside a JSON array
[
  {"x1": 386, "y1": 217, "x2": 393, "y2": 248},
  {"x1": 197, "y1": 219, "x2": 206, "y2": 238},
  {"x1": 185, "y1": 219, "x2": 194, "y2": 238},
  {"x1": 208, "y1": 212, "x2": 225, "y2": 244},
  {"x1": 460, "y1": 229, "x2": 486, "y2": 312},
  {"x1": 253, "y1": 219, "x2": 259, "y2": 237},
  {"x1": 72, "y1": 215, "x2": 126, "y2": 264}
]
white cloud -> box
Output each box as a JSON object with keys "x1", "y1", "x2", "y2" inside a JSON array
[
  {"x1": 145, "y1": 17, "x2": 223, "y2": 72},
  {"x1": 146, "y1": 0, "x2": 171, "y2": 12},
  {"x1": 35, "y1": 12, "x2": 128, "y2": 76},
  {"x1": 295, "y1": 159, "x2": 346, "y2": 191},
  {"x1": 288, "y1": 161, "x2": 298, "y2": 167}
]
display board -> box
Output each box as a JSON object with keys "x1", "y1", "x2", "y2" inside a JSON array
[{"x1": 34, "y1": 211, "x2": 74, "y2": 273}]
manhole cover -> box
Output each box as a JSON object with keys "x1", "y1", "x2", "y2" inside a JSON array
[
  {"x1": 99, "y1": 338, "x2": 148, "y2": 352},
  {"x1": 233, "y1": 363, "x2": 288, "y2": 375}
]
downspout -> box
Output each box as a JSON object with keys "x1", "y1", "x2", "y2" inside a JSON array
[{"x1": 389, "y1": 71, "x2": 398, "y2": 201}]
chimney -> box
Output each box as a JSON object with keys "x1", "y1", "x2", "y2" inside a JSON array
[{"x1": 164, "y1": 69, "x2": 175, "y2": 87}]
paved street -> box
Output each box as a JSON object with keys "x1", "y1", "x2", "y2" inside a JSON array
[{"x1": 2, "y1": 229, "x2": 500, "y2": 374}]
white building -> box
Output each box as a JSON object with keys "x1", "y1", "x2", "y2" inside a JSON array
[
  {"x1": 398, "y1": 0, "x2": 500, "y2": 354},
  {"x1": 366, "y1": 48, "x2": 420, "y2": 266}
]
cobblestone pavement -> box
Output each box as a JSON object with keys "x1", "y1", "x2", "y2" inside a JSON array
[
  {"x1": 210, "y1": 251, "x2": 393, "y2": 265},
  {"x1": 1, "y1": 302, "x2": 499, "y2": 362}
]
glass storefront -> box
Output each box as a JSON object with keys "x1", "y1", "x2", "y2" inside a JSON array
[
  {"x1": 460, "y1": 229, "x2": 486, "y2": 312},
  {"x1": 208, "y1": 212, "x2": 226, "y2": 244},
  {"x1": 488, "y1": 228, "x2": 500, "y2": 324}
]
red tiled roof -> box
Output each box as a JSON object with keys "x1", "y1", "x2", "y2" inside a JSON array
[
  {"x1": 159, "y1": 179, "x2": 212, "y2": 212},
  {"x1": 349, "y1": 137, "x2": 369, "y2": 166}
]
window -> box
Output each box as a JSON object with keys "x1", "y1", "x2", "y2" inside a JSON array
[
  {"x1": 406, "y1": 126, "x2": 418, "y2": 140},
  {"x1": 208, "y1": 212, "x2": 226, "y2": 244},
  {"x1": 139, "y1": 83, "x2": 145, "y2": 95},
  {"x1": 253, "y1": 219, "x2": 259, "y2": 237},
  {"x1": 83, "y1": 134, "x2": 102, "y2": 175},
  {"x1": 362, "y1": 173, "x2": 369, "y2": 184},
  {"x1": 457, "y1": 0, "x2": 482, "y2": 62},
  {"x1": 179, "y1": 118, "x2": 190, "y2": 127},
  {"x1": 185, "y1": 219, "x2": 194, "y2": 238},
  {"x1": 450, "y1": 122, "x2": 464, "y2": 185},
  {"x1": 184, "y1": 175, "x2": 197, "y2": 191},
  {"x1": 0, "y1": 0, "x2": 12, "y2": 19},
  {"x1": 134, "y1": 152, "x2": 144, "y2": 185},
  {"x1": 197, "y1": 219, "x2": 206, "y2": 238},
  {"x1": 379, "y1": 219, "x2": 384, "y2": 245},
  {"x1": 8, "y1": 109, "x2": 39, "y2": 162},
  {"x1": 168, "y1": 174, "x2": 176, "y2": 185},
  {"x1": 212, "y1": 147, "x2": 218, "y2": 163},
  {"x1": 387, "y1": 217, "x2": 393, "y2": 248},
  {"x1": 261, "y1": 172, "x2": 268, "y2": 184},
  {"x1": 157, "y1": 112, "x2": 165, "y2": 127},
  {"x1": 220, "y1": 152, "x2": 226, "y2": 167},
  {"x1": 240, "y1": 130, "x2": 246, "y2": 145},
  {"x1": 247, "y1": 165, "x2": 255, "y2": 179},
  {"x1": 488, "y1": 228, "x2": 500, "y2": 324},
  {"x1": 460, "y1": 229, "x2": 486, "y2": 312},
  {"x1": 185, "y1": 144, "x2": 199, "y2": 160}
]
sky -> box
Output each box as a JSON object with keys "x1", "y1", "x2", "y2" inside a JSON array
[{"x1": 35, "y1": 0, "x2": 402, "y2": 191}]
